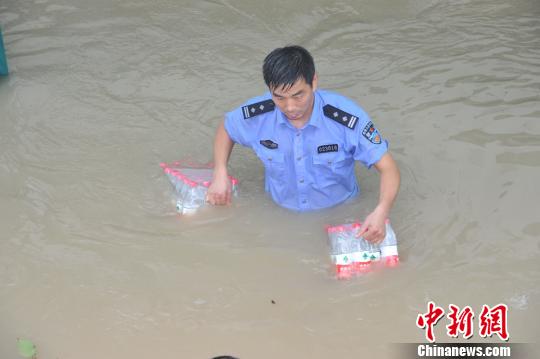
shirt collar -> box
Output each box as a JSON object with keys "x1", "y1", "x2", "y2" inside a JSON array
[
  {"x1": 276, "y1": 90, "x2": 322, "y2": 130},
  {"x1": 307, "y1": 91, "x2": 322, "y2": 129}
]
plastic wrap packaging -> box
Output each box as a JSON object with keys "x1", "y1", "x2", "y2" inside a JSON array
[
  {"x1": 326, "y1": 220, "x2": 399, "y2": 279},
  {"x1": 160, "y1": 160, "x2": 238, "y2": 215}
]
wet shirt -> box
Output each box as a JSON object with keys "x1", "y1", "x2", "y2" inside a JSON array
[{"x1": 224, "y1": 89, "x2": 388, "y2": 212}]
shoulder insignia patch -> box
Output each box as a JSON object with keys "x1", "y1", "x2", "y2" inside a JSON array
[
  {"x1": 323, "y1": 104, "x2": 359, "y2": 130},
  {"x1": 362, "y1": 121, "x2": 382, "y2": 144},
  {"x1": 242, "y1": 99, "x2": 275, "y2": 119}
]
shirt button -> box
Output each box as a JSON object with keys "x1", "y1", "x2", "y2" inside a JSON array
[
  {"x1": 297, "y1": 156, "x2": 302, "y2": 161},
  {"x1": 299, "y1": 179, "x2": 304, "y2": 183},
  {"x1": 302, "y1": 199, "x2": 307, "y2": 204},
  {"x1": 268, "y1": 157, "x2": 272, "y2": 161},
  {"x1": 296, "y1": 132, "x2": 300, "y2": 137}
]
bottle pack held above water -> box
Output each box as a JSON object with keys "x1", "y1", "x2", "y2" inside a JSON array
[
  {"x1": 326, "y1": 220, "x2": 399, "y2": 279},
  {"x1": 160, "y1": 160, "x2": 238, "y2": 215}
]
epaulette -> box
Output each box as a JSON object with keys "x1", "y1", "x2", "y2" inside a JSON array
[
  {"x1": 242, "y1": 99, "x2": 275, "y2": 119},
  {"x1": 323, "y1": 104, "x2": 359, "y2": 130}
]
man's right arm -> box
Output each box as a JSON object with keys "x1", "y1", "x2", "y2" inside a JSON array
[{"x1": 206, "y1": 119, "x2": 235, "y2": 205}]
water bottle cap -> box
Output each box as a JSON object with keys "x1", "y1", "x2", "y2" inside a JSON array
[
  {"x1": 159, "y1": 162, "x2": 167, "y2": 168},
  {"x1": 335, "y1": 264, "x2": 355, "y2": 279},
  {"x1": 330, "y1": 226, "x2": 340, "y2": 233},
  {"x1": 384, "y1": 255, "x2": 400, "y2": 267}
]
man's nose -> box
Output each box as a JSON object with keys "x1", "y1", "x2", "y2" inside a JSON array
[{"x1": 284, "y1": 98, "x2": 295, "y2": 112}]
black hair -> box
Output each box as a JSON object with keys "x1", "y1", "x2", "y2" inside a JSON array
[{"x1": 262, "y1": 45, "x2": 315, "y2": 91}]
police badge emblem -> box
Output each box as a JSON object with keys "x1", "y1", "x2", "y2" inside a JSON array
[{"x1": 362, "y1": 121, "x2": 382, "y2": 144}]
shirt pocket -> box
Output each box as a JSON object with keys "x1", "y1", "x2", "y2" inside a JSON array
[
  {"x1": 312, "y1": 151, "x2": 353, "y2": 186},
  {"x1": 255, "y1": 147, "x2": 286, "y2": 181}
]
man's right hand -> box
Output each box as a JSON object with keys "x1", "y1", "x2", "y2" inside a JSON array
[
  {"x1": 207, "y1": 119, "x2": 235, "y2": 206},
  {"x1": 206, "y1": 172, "x2": 232, "y2": 205}
]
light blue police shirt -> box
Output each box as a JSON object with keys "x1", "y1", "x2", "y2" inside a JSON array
[{"x1": 224, "y1": 89, "x2": 388, "y2": 212}]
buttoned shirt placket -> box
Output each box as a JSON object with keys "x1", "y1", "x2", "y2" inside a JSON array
[
  {"x1": 293, "y1": 127, "x2": 309, "y2": 210},
  {"x1": 282, "y1": 94, "x2": 323, "y2": 211}
]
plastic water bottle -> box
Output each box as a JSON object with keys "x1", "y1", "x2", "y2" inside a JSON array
[
  {"x1": 350, "y1": 223, "x2": 371, "y2": 274},
  {"x1": 327, "y1": 220, "x2": 400, "y2": 278},
  {"x1": 162, "y1": 165, "x2": 172, "y2": 181},
  {"x1": 328, "y1": 226, "x2": 355, "y2": 279},
  {"x1": 230, "y1": 177, "x2": 239, "y2": 197},
  {"x1": 171, "y1": 173, "x2": 189, "y2": 209},
  {"x1": 177, "y1": 182, "x2": 199, "y2": 214},
  {"x1": 161, "y1": 161, "x2": 240, "y2": 215},
  {"x1": 172, "y1": 173, "x2": 209, "y2": 215},
  {"x1": 193, "y1": 183, "x2": 207, "y2": 206},
  {"x1": 172, "y1": 172, "x2": 185, "y2": 195},
  {"x1": 367, "y1": 241, "x2": 381, "y2": 262},
  {"x1": 380, "y1": 221, "x2": 399, "y2": 267}
]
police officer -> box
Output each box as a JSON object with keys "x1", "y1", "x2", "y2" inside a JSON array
[{"x1": 207, "y1": 45, "x2": 400, "y2": 243}]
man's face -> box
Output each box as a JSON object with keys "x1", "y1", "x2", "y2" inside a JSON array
[{"x1": 270, "y1": 74, "x2": 318, "y2": 126}]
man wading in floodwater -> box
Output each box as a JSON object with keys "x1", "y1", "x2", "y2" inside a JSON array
[{"x1": 206, "y1": 45, "x2": 400, "y2": 243}]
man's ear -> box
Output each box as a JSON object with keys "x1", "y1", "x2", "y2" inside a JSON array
[{"x1": 312, "y1": 73, "x2": 318, "y2": 91}]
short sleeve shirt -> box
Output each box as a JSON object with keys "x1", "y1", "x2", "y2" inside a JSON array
[{"x1": 224, "y1": 89, "x2": 388, "y2": 212}]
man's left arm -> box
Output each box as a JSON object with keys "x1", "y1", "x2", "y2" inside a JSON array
[{"x1": 357, "y1": 152, "x2": 400, "y2": 243}]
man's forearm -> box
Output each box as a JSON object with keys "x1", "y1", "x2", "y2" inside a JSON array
[
  {"x1": 213, "y1": 120, "x2": 235, "y2": 177},
  {"x1": 374, "y1": 153, "x2": 400, "y2": 216}
]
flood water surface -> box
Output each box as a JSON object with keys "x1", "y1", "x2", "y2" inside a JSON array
[{"x1": 0, "y1": 0, "x2": 539, "y2": 358}]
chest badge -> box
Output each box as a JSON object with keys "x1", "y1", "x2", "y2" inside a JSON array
[
  {"x1": 260, "y1": 139, "x2": 278, "y2": 149},
  {"x1": 317, "y1": 144, "x2": 339, "y2": 153}
]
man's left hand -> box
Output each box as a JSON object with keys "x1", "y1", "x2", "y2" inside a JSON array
[{"x1": 356, "y1": 207, "x2": 387, "y2": 244}]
